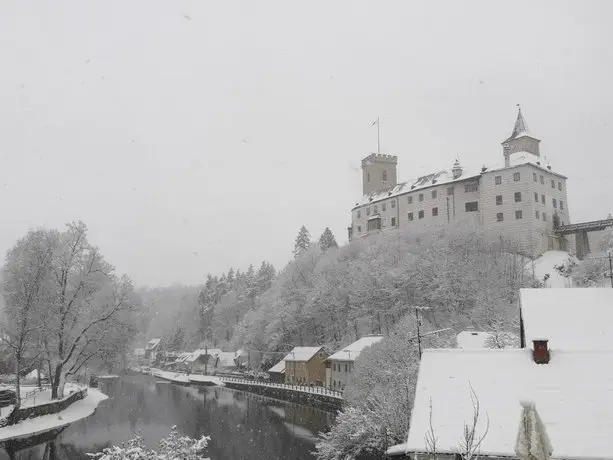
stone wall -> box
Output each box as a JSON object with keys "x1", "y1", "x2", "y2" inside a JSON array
[{"x1": 2, "y1": 388, "x2": 87, "y2": 427}]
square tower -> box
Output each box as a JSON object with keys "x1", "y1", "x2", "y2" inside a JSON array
[{"x1": 361, "y1": 153, "x2": 398, "y2": 195}]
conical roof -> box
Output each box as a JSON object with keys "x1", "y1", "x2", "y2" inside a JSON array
[{"x1": 503, "y1": 107, "x2": 535, "y2": 143}]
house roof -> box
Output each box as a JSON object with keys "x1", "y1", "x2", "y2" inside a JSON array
[
  {"x1": 268, "y1": 355, "x2": 291, "y2": 373},
  {"x1": 214, "y1": 351, "x2": 238, "y2": 367},
  {"x1": 327, "y1": 336, "x2": 383, "y2": 362},
  {"x1": 403, "y1": 348, "x2": 613, "y2": 459},
  {"x1": 284, "y1": 346, "x2": 324, "y2": 362},
  {"x1": 455, "y1": 331, "x2": 492, "y2": 350},
  {"x1": 503, "y1": 107, "x2": 538, "y2": 144},
  {"x1": 145, "y1": 338, "x2": 161, "y2": 350},
  {"x1": 520, "y1": 288, "x2": 613, "y2": 350}
]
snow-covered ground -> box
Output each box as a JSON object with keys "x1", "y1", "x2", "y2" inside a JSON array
[
  {"x1": 0, "y1": 388, "x2": 107, "y2": 442},
  {"x1": 151, "y1": 369, "x2": 190, "y2": 384},
  {"x1": 188, "y1": 375, "x2": 223, "y2": 386},
  {"x1": 17, "y1": 383, "x2": 83, "y2": 409},
  {"x1": 528, "y1": 250, "x2": 577, "y2": 288}
]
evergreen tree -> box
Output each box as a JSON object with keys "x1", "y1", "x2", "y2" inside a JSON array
[
  {"x1": 256, "y1": 261, "x2": 276, "y2": 294},
  {"x1": 293, "y1": 225, "x2": 311, "y2": 257},
  {"x1": 318, "y1": 227, "x2": 338, "y2": 251}
]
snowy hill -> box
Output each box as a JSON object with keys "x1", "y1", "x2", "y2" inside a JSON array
[{"x1": 527, "y1": 251, "x2": 578, "y2": 288}]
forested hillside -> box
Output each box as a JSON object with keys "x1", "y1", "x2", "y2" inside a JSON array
[{"x1": 137, "y1": 223, "x2": 531, "y2": 358}]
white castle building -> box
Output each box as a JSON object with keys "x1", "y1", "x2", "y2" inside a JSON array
[{"x1": 348, "y1": 109, "x2": 575, "y2": 257}]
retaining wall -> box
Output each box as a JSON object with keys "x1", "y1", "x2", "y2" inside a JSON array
[{"x1": 1, "y1": 388, "x2": 87, "y2": 427}]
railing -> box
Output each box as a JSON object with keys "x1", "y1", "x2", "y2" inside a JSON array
[
  {"x1": 555, "y1": 218, "x2": 613, "y2": 235},
  {"x1": 221, "y1": 376, "x2": 343, "y2": 398}
]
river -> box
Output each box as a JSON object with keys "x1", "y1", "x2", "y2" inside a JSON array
[{"x1": 0, "y1": 374, "x2": 336, "y2": 460}]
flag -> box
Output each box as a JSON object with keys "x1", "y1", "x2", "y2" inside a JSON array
[{"x1": 371, "y1": 118, "x2": 379, "y2": 127}]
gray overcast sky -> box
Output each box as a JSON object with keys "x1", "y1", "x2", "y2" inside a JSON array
[{"x1": 1, "y1": 1, "x2": 612, "y2": 286}]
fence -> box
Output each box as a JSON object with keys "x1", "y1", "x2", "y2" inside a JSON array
[{"x1": 221, "y1": 376, "x2": 343, "y2": 399}]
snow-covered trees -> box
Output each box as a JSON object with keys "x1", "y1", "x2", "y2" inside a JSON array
[
  {"x1": 89, "y1": 426, "x2": 210, "y2": 460},
  {"x1": 1, "y1": 221, "x2": 140, "y2": 399},
  {"x1": 293, "y1": 225, "x2": 311, "y2": 257},
  {"x1": 318, "y1": 227, "x2": 338, "y2": 252},
  {"x1": 573, "y1": 219, "x2": 613, "y2": 287}
]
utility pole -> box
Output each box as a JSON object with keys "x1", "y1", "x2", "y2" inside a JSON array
[
  {"x1": 412, "y1": 306, "x2": 451, "y2": 359},
  {"x1": 608, "y1": 250, "x2": 613, "y2": 288},
  {"x1": 414, "y1": 307, "x2": 422, "y2": 358}
]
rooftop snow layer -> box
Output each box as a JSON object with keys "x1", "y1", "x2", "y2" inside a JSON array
[
  {"x1": 284, "y1": 347, "x2": 324, "y2": 362},
  {"x1": 145, "y1": 338, "x2": 161, "y2": 350},
  {"x1": 405, "y1": 348, "x2": 613, "y2": 459},
  {"x1": 520, "y1": 288, "x2": 613, "y2": 350},
  {"x1": 455, "y1": 331, "x2": 492, "y2": 349},
  {"x1": 268, "y1": 355, "x2": 290, "y2": 373},
  {"x1": 327, "y1": 336, "x2": 383, "y2": 361}
]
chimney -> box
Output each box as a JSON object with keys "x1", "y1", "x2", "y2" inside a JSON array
[{"x1": 532, "y1": 339, "x2": 550, "y2": 364}]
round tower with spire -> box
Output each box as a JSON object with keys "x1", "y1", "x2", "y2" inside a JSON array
[{"x1": 501, "y1": 106, "x2": 541, "y2": 167}]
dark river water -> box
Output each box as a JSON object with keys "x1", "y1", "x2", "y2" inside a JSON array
[{"x1": 0, "y1": 374, "x2": 336, "y2": 460}]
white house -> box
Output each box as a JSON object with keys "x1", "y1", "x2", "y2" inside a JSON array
[
  {"x1": 325, "y1": 335, "x2": 383, "y2": 391},
  {"x1": 388, "y1": 346, "x2": 613, "y2": 459},
  {"x1": 144, "y1": 338, "x2": 161, "y2": 363}
]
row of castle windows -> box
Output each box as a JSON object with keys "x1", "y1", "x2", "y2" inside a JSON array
[
  {"x1": 495, "y1": 210, "x2": 551, "y2": 222},
  {"x1": 494, "y1": 171, "x2": 563, "y2": 191},
  {"x1": 367, "y1": 171, "x2": 388, "y2": 183},
  {"x1": 407, "y1": 201, "x2": 479, "y2": 221},
  {"x1": 494, "y1": 192, "x2": 564, "y2": 210}
]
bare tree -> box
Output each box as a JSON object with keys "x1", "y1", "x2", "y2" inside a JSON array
[
  {"x1": 458, "y1": 383, "x2": 490, "y2": 460},
  {"x1": 1, "y1": 230, "x2": 56, "y2": 407},
  {"x1": 44, "y1": 222, "x2": 138, "y2": 398},
  {"x1": 424, "y1": 398, "x2": 438, "y2": 459}
]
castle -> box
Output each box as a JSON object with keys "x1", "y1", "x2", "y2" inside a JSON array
[{"x1": 348, "y1": 109, "x2": 574, "y2": 257}]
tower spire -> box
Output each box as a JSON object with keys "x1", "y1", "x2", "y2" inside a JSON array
[{"x1": 505, "y1": 104, "x2": 531, "y2": 143}]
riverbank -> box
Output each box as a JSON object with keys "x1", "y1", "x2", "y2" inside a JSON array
[{"x1": 0, "y1": 387, "x2": 107, "y2": 443}]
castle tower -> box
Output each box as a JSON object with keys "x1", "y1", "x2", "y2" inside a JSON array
[
  {"x1": 501, "y1": 107, "x2": 541, "y2": 167},
  {"x1": 361, "y1": 153, "x2": 398, "y2": 195}
]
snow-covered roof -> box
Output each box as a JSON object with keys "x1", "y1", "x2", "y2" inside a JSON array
[
  {"x1": 455, "y1": 331, "x2": 492, "y2": 349},
  {"x1": 353, "y1": 168, "x2": 481, "y2": 209},
  {"x1": 214, "y1": 351, "x2": 238, "y2": 367},
  {"x1": 145, "y1": 339, "x2": 161, "y2": 350},
  {"x1": 503, "y1": 107, "x2": 537, "y2": 144},
  {"x1": 284, "y1": 346, "x2": 325, "y2": 362},
  {"x1": 268, "y1": 355, "x2": 290, "y2": 373},
  {"x1": 520, "y1": 288, "x2": 613, "y2": 350},
  {"x1": 405, "y1": 348, "x2": 613, "y2": 459},
  {"x1": 327, "y1": 336, "x2": 383, "y2": 362}
]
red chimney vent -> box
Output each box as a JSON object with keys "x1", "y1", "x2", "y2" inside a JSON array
[{"x1": 533, "y1": 339, "x2": 550, "y2": 364}]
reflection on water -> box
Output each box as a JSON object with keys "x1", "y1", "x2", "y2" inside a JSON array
[{"x1": 0, "y1": 375, "x2": 335, "y2": 460}]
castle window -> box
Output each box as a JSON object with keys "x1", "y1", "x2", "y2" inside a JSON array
[
  {"x1": 366, "y1": 207, "x2": 371, "y2": 216},
  {"x1": 513, "y1": 172, "x2": 521, "y2": 182},
  {"x1": 535, "y1": 210, "x2": 540, "y2": 219},
  {"x1": 367, "y1": 218, "x2": 381, "y2": 231},
  {"x1": 558, "y1": 181, "x2": 562, "y2": 191},
  {"x1": 391, "y1": 200, "x2": 396, "y2": 209},
  {"x1": 560, "y1": 200, "x2": 564, "y2": 210},
  {"x1": 419, "y1": 194, "x2": 424, "y2": 202},
  {"x1": 514, "y1": 192, "x2": 522, "y2": 203},
  {"x1": 533, "y1": 172, "x2": 537, "y2": 182},
  {"x1": 367, "y1": 173, "x2": 370, "y2": 182},
  {"x1": 464, "y1": 182, "x2": 479, "y2": 193},
  {"x1": 383, "y1": 170, "x2": 388, "y2": 182},
  {"x1": 534, "y1": 192, "x2": 538, "y2": 202},
  {"x1": 407, "y1": 196, "x2": 413, "y2": 204},
  {"x1": 465, "y1": 202, "x2": 479, "y2": 212},
  {"x1": 382, "y1": 203, "x2": 387, "y2": 211},
  {"x1": 495, "y1": 176, "x2": 502, "y2": 185},
  {"x1": 540, "y1": 175, "x2": 544, "y2": 184},
  {"x1": 391, "y1": 217, "x2": 396, "y2": 227},
  {"x1": 553, "y1": 198, "x2": 557, "y2": 208},
  {"x1": 432, "y1": 190, "x2": 437, "y2": 199},
  {"x1": 447, "y1": 186, "x2": 454, "y2": 196},
  {"x1": 496, "y1": 195, "x2": 502, "y2": 205},
  {"x1": 496, "y1": 213, "x2": 504, "y2": 222},
  {"x1": 374, "y1": 205, "x2": 378, "y2": 213},
  {"x1": 357, "y1": 210, "x2": 361, "y2": 218},
  {"x1": 541, "y1": 194, "x2": 545, "y2": 205},
  {"x1": 551, "y1": 179, "x2": 555, "y2": 189},
  {"x1": 408, "y1": 212, "x2": 414, "y2": 221},
  {"x1": 543, "y1": 212, "x2": 547, "y2": 221},
  {"x1": 432, "y1": 207, "x2": 438, "y2": 216},
  {"x1": 418, "y1": 210, "x2": 424, "y2": 219},
  {"x1": 357, "y1": 226, "x2": 361, "y2": 233},
  {"x1": 515, "y1": 210, "x2": 523, "y2": 219}
]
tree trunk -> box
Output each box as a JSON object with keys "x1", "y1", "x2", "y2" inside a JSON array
[
  {"x1": 14, "y1": 355, "x2": 21, "y2": 409},
  {"x1": 51, "y1": 363, "x2": 62, "y2": 399},
  {"x1": 37, "y1": 365, "x2": 42, "y2": 389}
]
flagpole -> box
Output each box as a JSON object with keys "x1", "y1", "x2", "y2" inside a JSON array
[{"x1": 377, "y1": 117, "x2": 380, "y2": 154}]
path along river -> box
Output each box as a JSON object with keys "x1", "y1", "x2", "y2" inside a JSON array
[{"x1": 0, "y1": 374, "x2": 336, "y2": 460}]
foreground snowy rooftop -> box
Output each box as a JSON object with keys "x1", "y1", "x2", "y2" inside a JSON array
[
  {"x1": 405, "y1": 348, "x2": 613, "y2": 459},
  {"x1": 327, "y1": 336, "x2": 383, "y2": 361},
  {"x1": 520, "y1": 288, "x2": 613, "y2": 350},
  {"x1": 456, "y1": 331, "x2": 493, "y2": 349}
]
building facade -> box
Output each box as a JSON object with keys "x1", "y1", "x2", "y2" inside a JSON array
[
  {"x1": 348, "y1": 109, "x2": 574, "y2": 257},
  {"x1": 284, "y1": 346, "x2": 328, "y2": 386},
  {"x1": 325, "y1": 336, "x2": 383, "y2": 391}
]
